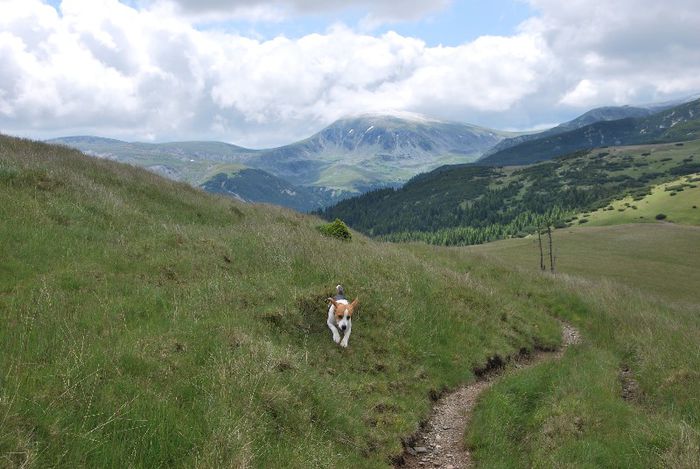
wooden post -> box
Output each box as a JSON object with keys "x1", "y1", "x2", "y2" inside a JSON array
[
  {"x1": 538, "y1": 227, "x2": 545, "y2": 271},
  {"x1": 547, "y1": 225, "x2": 555, "y2": 273}
]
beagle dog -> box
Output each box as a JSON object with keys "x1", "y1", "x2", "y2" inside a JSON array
[{"x1": 327, "y1": 285, "x2": 358, "y2": 348}]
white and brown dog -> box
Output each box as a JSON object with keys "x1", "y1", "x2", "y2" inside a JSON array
[{"x1": 327, "y1": 285, "x2": 358, "y2": 348}]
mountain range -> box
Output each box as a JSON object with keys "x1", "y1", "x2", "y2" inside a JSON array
[
  {"x1": 478, "y1": 98, "x2": 700, "y2": 166},
  {"x1": 48, "y1": 97, "x2": 700, "y2": 212},
  {"x1": 482, "y1": 105, "x2": 657, "y2": 156},
  {"x1": 48, "y1": 114, "x2": 508, "y2": 210}
]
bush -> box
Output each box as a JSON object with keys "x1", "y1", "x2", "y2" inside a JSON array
[
  {"x1": 655, "y1": 213, "x2": 667, "y2": 220},
  {"x1": 578, "y1": 218, "x2": 589, "y2": 224},
  {"x1": 318, "y1": 218, "x2": 352, "y2": 241}
]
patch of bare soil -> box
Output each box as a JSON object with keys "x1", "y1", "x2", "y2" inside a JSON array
[
  {"x1": 619, "y1": 364, "x2": 640, "y2": 401},
  {"x1": 395, "y1": 323, "x2": 581, "y2": 469}
]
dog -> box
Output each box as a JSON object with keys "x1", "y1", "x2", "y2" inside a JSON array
[{"x1": 327, "y1": 285, "x2": 358, "y2": 348}]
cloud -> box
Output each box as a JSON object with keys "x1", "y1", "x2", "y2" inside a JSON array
[
  {"x1": 0, "y1": 0, "x2": 549, "y2": 145},
  {"x1": 523, "y1": 0, "x2": 700, "y2": 107},
  {"x1": 146, "y1": 0, "x2": 451, "y2": 23},
  {"x1": 0, "y1": 0, "x2": 699, "y2": 146}
]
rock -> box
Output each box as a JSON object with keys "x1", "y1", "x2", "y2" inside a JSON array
[
  {"x1": 414, "y1": 446, "x2": 428, "y2": 454},
  {"x1": 406, "y1": 446, "x2": 417, "y2": 456}
]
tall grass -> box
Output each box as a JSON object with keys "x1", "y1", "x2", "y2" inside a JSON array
[
  {"x1": 3, "y1": 135, "x2": 697, "y2": 467},
  {"x1": 0, "y1": 135, "x2": 559, "y2": 467},
  {"x1": 412, "y1": 227, "x2": 700, "y2": 467}
]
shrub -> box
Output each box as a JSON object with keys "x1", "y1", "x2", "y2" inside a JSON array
[
  {"x1": 578, "y1": 218, "x2": 589, "y2": 224},
  {"x1": 318, "y1": 218, "x2": 352, "y2": 241},
  {"x1": 655, "y1": 213, "x2": 667, "y2": 220}
]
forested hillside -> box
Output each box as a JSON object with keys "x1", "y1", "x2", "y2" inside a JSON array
[
  {"x1": 320, "y1": 140, "x2": 700, "y2": 245},
  {"x1": 478, "y1": 98, "x2": 700, "y2": 166}
]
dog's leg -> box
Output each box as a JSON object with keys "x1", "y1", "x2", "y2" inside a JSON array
[
  {"x1": 340, "y1": 320, "x2": 351, "y2": 348},
  {"x1": 327, "y1": 307, "x2": 341, "y2": 344}
]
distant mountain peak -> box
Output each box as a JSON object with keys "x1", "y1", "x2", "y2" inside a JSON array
[{"x1": 341, "y1": 110, "x2": 444, "y2": 124}]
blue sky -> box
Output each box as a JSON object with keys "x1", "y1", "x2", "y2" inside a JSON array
[
  {"x1": 43, "y1": 0, "x2": 534, "y2": 46},
  {"x1": 201, "y1": 1, "x2": 534, "y2": 47},
  {"x1": 3, "y1": 0, "x2": 700, "y2": 146}
]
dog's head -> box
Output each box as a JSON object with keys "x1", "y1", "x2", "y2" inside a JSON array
[{"x1": 328, "y1": 298, "x2": 358, "y2": 332}]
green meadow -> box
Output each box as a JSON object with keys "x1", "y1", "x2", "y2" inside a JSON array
[
  {"x1": 1, "y1": 134, "x2": 698, "y2": 467},
  {"x1": 582, "y1": 173, "x2": 700, "y2": 227},
  {"x1": 0, "y1": 135, "x2": 559, "y2": 467},
  {"x1": 461, "y1": 221, "x2": 700, "y2": 467}
]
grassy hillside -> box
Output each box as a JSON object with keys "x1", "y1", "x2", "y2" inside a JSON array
[
  {"x1": 465, "y1": 223, "x2": 700, "y2": 303},
  {"x1": 3, "y1": 135, "x2": 698, "y2": 468},
  {"x1": 407, "y1": 223, "x2": 700, "y2": 467},
  {"x1": 321, "y1": 139, "x2": 700, "y2": 246},
  {"x1": 47, "y1": 137, "x2": 256, "y2": 185},
  {"x1": 0, "y1": 135, "x2": 561, "y2": 467},
  {"x1": 582, "y1": 173, "x2": 700, "y2": 226}
]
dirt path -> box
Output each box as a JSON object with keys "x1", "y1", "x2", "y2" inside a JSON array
[{"x1": 397, "y1": 323, "x2": 581, "y2": 469}]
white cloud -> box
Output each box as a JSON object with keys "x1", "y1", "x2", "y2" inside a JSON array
[
  {"x1": 0, "y1": 0, "x2": 550, "y2": 145},
  {"x1": 0, "y1": 0, "x2": 699, "y2": 146},
  {"x1": 524, "y1": 0, "x2": 700, "y2": 107}
]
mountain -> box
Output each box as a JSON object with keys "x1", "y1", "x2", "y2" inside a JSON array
[
  {"x1": 484, "y1": 105, "x2": 656, "y2": 156},
  {"x1": 240, "y1": 114, "x2": 509, "y2": 192},
  {"x1": 320, "y1": 139, "x2": 700, "y2": 245},
  {"x1": 201, "y1": 167, "x2": 334, "y2": 211},
  {"x1": 478, "y1": 98, "x2": 700, "y2": 166},
  {"x1": 48, "y1": 115, "x2": 508, "y2": 209},
  {"x1": 46, "y1": 136, "x2": 258, "y2": 184}
]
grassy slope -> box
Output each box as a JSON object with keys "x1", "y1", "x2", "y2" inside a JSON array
[
  {"x1": 452, "y1": 223, "x2": 700, "y2": 467},
  {"x1": 583, "y1": 173, "x2": 700, "y2": 227},
  {"x1": 0, "y1": 136, "x2": 561, "y2": 468},
  {"x1": 465, "y1": 223, "x2": 700, "y2": 303}
]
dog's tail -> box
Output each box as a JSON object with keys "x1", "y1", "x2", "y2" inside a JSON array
[{"x1": 336, "y1": 284, "x2": 344, "y2": 296}]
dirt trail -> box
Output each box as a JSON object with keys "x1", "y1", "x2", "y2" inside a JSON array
[{"x1": 397, "y1": 323, "x2": 581, "y2": 469}]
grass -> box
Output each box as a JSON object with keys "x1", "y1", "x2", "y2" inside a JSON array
[
  {"x1": 466, "y1": 223, "x2": 700, "y2": 303},
  {"x1": 445, "y1": 223, "x2": 700, "y2": 467},
  {"x1": 2, "y1": 134, "x2": 698, "y2": 468},
  {"x1": 0, "y1": 135, "x2": 559, "y2": 468},
  {"x1": 582, "y1": 173, "x2": 700, "y2": 227}
]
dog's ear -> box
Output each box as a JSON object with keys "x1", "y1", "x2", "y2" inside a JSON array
[
  {"x1": 327, "y1": 297, "x2": 339, "y2": 307},
  {"x1": 349, "y1": 298, "x2": 358, "y2": 310}
]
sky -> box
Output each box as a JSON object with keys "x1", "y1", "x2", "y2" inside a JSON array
[{"x1": 1, "y1": 0, "x2": 700, "y2": 148}]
